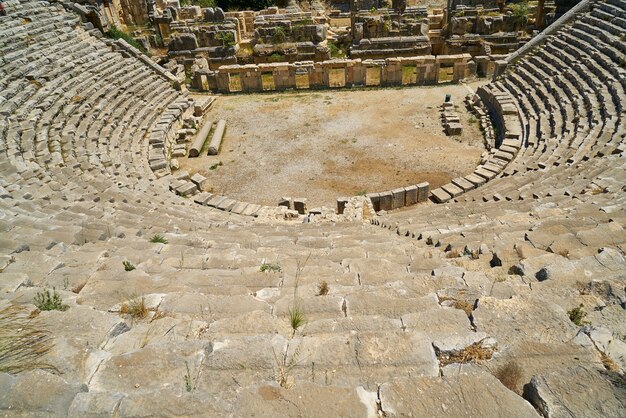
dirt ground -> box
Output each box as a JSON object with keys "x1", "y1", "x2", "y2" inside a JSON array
[{"x1": 182, "y1": 82, "x2": 486, "y2": 208}]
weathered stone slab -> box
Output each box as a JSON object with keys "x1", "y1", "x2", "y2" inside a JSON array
[
  {"x1": 417, "y1": 182, "x2": 429, "y2": 202},
  {"x1": 379, "y1": 191, "x2": 393, "y2": 211},
  {"x1": 524, "y1": 366, "x2": 626, "y2": 418},
  {"x1": 190, "y1": 173, "x2": 207, "y2": 189},
  {"x1": 381, "y1": 366, "x2": 540, "y2": 418},
  {"x1": 442, "y1": 183, "x2": 463, "y2": 197},
  {"x1": 404, "y1": 185, "x2": 418, "y2": 205},
  {"x1": 391, "y1": 187, "x2": 406, "y2": 209},
  {"x1": 431, "y1": 187, "x2": 451, "y2": 203}
]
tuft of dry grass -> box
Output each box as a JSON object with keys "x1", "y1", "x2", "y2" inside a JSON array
[
  {"x1": 316, "y1": 281, "x2": 329, "y2": 296},
  {"x1": 0, "y1": 305, "x2": 57, "y2": 374},
  {"x1": 437, "y1": 341, "x2": 495, "y2": 367},
  {"x1": 440, "y1": 296, "x2": 474, "y2": 317},
  {"x1": 494, "y1": 361, "x2": 523, "y2": 391},
  {"x1": 120, "y1": 296, "x2": 148, "y2": 320},
  {"x1": 446, "y1": 249, "x2": 462, "y2": 258},
  {"x1": 600, "y1": 352, "x2": 620, "y2": 372}
]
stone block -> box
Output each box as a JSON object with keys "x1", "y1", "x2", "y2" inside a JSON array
[
  {"x1": 378, "y1": 191, "x2": 393, "y2": 211},
  {"x1": 175, "y1": 181, "x2": 198, "y2": 197},
  {"x1": 431, "y1": 187, "x2": 451, "y2": 203},
  {"x1": 464, "y1": 174, "x2": 486, "y2": 187},
  {"x1": 417, "y1": 182, "x2": 429, "y2": 202},
  {"x1": 193, "y1": 192, "x2": 213, "y2": 205},
  {"x1": 367, "y1": 193, "x2": 381, "y2": 212},
  {"x1": 337, "y1": 197, "x2": 349, "y2": 214},
  {"x1": 451, "y1": 177, "x2": 475, "y2": 192},
  {"x1": 391, "y1": 187, "x2": 406, "y2": 209},
  {"x1": 278, "y1": 197, "x2": 292, "y2": 209},
  {"x1": 293, "y1": 198, "x2": 307, "y2": 215},
  {"x1": 206, "y1": 195, "x2": 227, "y2": 207},
  {"x1": 190, "y1": 173, "x2": 207, "y2": 190},
  {"x1": 404, "y1": 185, "x2": 418, "y2": 205},
  {"x1": 441, "y1": 183, "x2": 463, "y2": 197}
]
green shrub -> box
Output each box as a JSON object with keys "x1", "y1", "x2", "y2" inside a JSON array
[
  {"x1": 34, "y1": 288, "x2": 68, "y2": 311},
  {"x1": 327, "y1": 41, "x2": 345, "y2": 58},
  {"x1": 120, "y1": 296, "x2": 148, "y2": 319},
  {"x1": 568, "y1": 304, "x2": 588, "y2": 326},
  {"x1": 260, "y1": 263, "x2": 281, "y2": 273},
  {"x1": 181, "y1": 0, "x2": 216, "y2": 7},
  {"x1": 105, "y1": 25, "x2": 149, "y2": 55},
  {"x1": 509, "y1": 1, "x2": 529, "y2": 27},
  {"x1": 149, "y1": 234, "x2": 168, "y2": 244},
  {"x1": 271, "y1": 26, "x2": 287, "y2": 45},
  {"x1": 216, "y1": 31, "x2": 236, "y2": 47},
  {"x1": 288, "y1": 305, "x2": 305, "y2": 337},
  {"x1": 123, "y1": 261, "x2": 136, "y2": 272}
]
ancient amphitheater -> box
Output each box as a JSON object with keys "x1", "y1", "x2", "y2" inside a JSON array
[{"x1": 1, "y1": 0, "x2": 625, "y2": 416}]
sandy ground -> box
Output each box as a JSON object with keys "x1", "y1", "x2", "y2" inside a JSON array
[{"x1": 182, "y1": 82, "x2": 486, "y2": 208}]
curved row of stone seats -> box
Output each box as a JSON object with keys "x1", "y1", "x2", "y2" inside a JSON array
[
  {"x1": 428, "y1": 0, "x2": 625, "y2": 205},
  {"x1": 430, "y1": 87, "x2": 524, "y2": 203},
  {"x1": 375, "y1": 155, "x2": 625, "y2": 271},
  {"x1": 3, "y1": 219, "x2": 623, "y2": 416},
  {"x1": 0, "y1": 0, "x2": 245, "y2": 255}
]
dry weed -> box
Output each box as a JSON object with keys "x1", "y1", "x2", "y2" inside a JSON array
[
  {"x1": 0, "y1": 305, "x2": 57, "y2": 374},
  {"x1": 494, "y1": 361, "x2": 523, "y2": 391}
]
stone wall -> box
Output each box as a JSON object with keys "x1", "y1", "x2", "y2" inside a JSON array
[{"x1": 194, "y1": 54, "x2": 473, "y2": 93}]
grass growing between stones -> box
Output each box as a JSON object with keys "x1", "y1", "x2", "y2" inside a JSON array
[
  {"x1": 149, "y1": 234, "x2": 168, "y2": 244},
  {"x1": 0, "y1": 305, "x2": 56, "y2": 374},
  {"x1": 288, "y1": 305, "x2": 305, "y2": 337},
  {"x1": 120, "y1": 296, "x2": 148, "y2": 320},
  {"x1": 260, "y1": 262, "x2": 281, "y2": 273},
  {"x1": 183, "y1": 360, "x2": 198, "y2": 392},
  {"x1": 494, "y1": 361, "x2": 523, "y2": 392},
  {"x1": 437, "y1": 341, "x2": 495, "y2": 367},
  {"x1": 316, "y1": 281, "x2": 329, "y2": 296},
  {"x1": 568, "y1": 304, "x2": 588, "y2": 326},
  {"x1": 34, "y1": 288, "x2": 68, "y2": 312},
  {"x1": 439, "y1": 296, "x2": 474, "y2": 317}
]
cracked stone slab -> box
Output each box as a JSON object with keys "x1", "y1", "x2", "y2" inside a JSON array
[
  {"x1": 380, "y1": 365, "x2": 540, "y2": 417},
  {"x1": 524, "y1": 365, "x2": 626, "y2": 418}
]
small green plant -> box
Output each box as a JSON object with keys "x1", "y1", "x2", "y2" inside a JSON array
[
  {"x1": 183, "y1": 360, "x2": 197, "y2": 392},
  {"x1": 568, "y1": 304, "x2": 588, "y2": 326},
  {"x1": 509, "y1": 1, "x2": 529, "y2": 27},
  {"x1": 271, "y1": 26, "x2": 287, "y2": 44},
  {"x1": 34, "y1": 288, "x2": 68, "y2": 312},
  {"x1": 209, "y1": 161, "x2": 223, "y2": 170},
  {"x1": 120, "y1": 296, "x2": 148, "y2": 320},
  {"x1": 288, "y1": 305, "x2": 305, "y2": 337},
  {"x1": 355, "y1": 189, "x2": 367, "y2": 196},
  {"x1": 123, "y1": 261, "x2": 135, "y2": 272},
  {"x1": 494, "y1": 361, "x2": 523, "y2": 392},
  {"x1": 216, "y1": 31, "x2": 236, "y2": 47},
  {"x1": 260, "y1": 262, "x2": 282, "y2": 273},
  {"x1": 104, "y1": 25, "x2": 149, "y2": 55},
  {"x1": 180, "y1": 0, "x2": 215, "y2": 7},
  {"x1": 269, "y1": 52, "x2": 284, "y2": 62},
  {"x1": 149, "y1": 234, "x2": 168, "y2": 244},
  {"x1": 327, "y1": 41, "x2": 345, "y2": 58}
]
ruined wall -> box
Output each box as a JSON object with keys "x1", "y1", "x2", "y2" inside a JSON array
[{"x1": 193, "y1": 54, "x2": 474, "y2": 93}]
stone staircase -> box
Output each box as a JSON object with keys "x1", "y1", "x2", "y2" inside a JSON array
[{"x1": 0, "y1": 0, "x2": 625, "y2": 416}]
